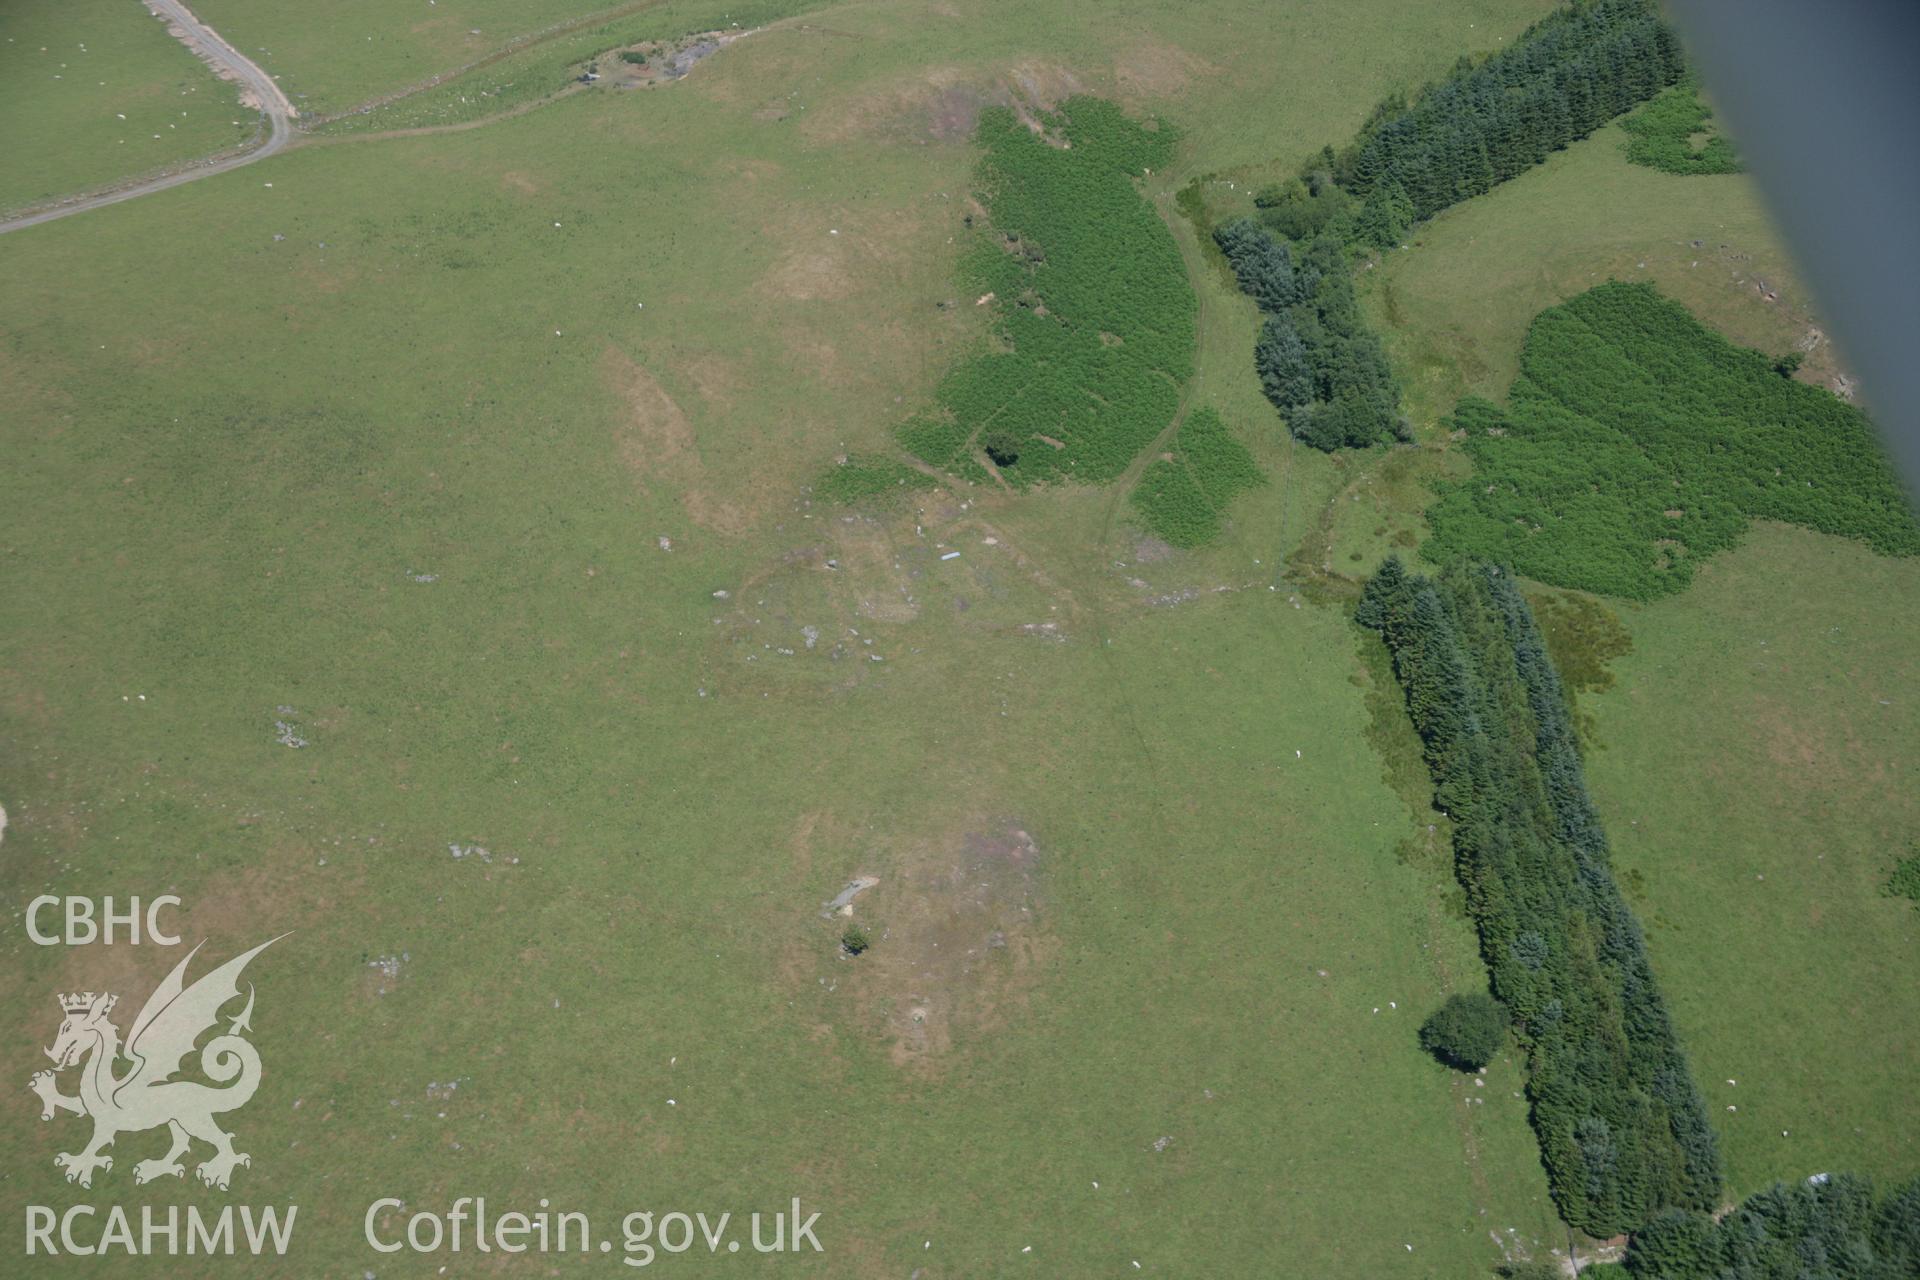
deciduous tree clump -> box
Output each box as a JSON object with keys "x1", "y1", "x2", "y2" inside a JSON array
[{"x1": 1418, "y1": 993, "x2": 1508, "y2": 1071}]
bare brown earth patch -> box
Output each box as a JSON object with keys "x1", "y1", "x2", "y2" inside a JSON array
[
  {"x1": 758, "y1": 246, "x2": 860, "y2": 303},
  {"x1": 925, "y1": 83, "x2": 995, "y2": 140},
  {"x1": 702, "y1": 515, "x2": 925, "y2": 701},
  {"x1": 711, "y1": 155, "x2": 784, "y2": 190},
  {"x1": 0, "y1": 348, "x2": 73, "y2": 421},
  {"x1": 1004, "y1": 60, "x2": 1084, "y2": 114},
  {"x1": 291, "y1": 259, "x2": 361, "y2": 297},
  {"x1": 702, "y1": 493, "x2": 1084, "y2": 701},
  {"x1": 603, "y1": 345, "x2": 694, "y2": 468},
  {"x1": 678, "y1": 352, "x2": 741, "y2": 414},
  {"x1": 788, "y1": 810, "x2": 827, "y2": 884},
  {"x1": 753, "y1": 203, "x2": 926, "y2": 307},
  {"x1": 17, "y1": 846, "x2": 349, "y2": 1013},
  {"x1": 1133, "y1": 535, "x2": 1176, "y2": 564},
  {"x1": 1748, "y1": 694, "x2": 1886, "y2": 799},
  {"x1": 842, "y1": 821, "x2": 1053, "y2": 1074},
  {"x1": 804, "y1": 60, "x2": 1084, "y2": 145},
  {"x1": 126, "y1": 331, "x2": 192, "y2": 370},
  {"x1": 600, "y1": 345, "x2": 750, "y2": 535}
]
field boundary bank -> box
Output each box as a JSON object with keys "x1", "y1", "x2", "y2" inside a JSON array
[
  {"x1": 304, "y1": 0, "x2": 675, "y2": 129},
  {"x1": 1, "y1": 0, "x2": 826, "y2": 231}
]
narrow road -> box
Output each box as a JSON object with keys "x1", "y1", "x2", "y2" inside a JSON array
[{"x1": 0, "y1": 0, "x2": 295, "y2": 236}]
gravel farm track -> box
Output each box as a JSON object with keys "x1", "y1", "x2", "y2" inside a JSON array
[{"x1": 0, "y1": 0, "x2": 294, "y2": 235}]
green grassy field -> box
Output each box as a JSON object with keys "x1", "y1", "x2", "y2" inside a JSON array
[
  {"x1": 1254, "y1": 121, "x2": 1861, "y2": 598},
  {"x1": 0, "y1": 0, "x2": 252, "y2": 212},
  {"x1": 297, "y1": 0, "x2": 1565, "y2": 146},
  {"x1": 1367, "y1": 121, "x2": 1835, "y2": 430},
  {"x1": 0, "y1": 1, "x2": 1586, "y2": 1274},
  {"x1": 1345, "y1": 109, "x2": 1920, "y2": 1213},
  {"x1": 296, "y1": 0, "x2": 818, "y2": 134},
  {"x1": 6, "y1": 0, "x2": 1912, "y2": 1272},
  {"x1": 1582, "y1": 526, "x2": 1920, "y2": 1197},
  {"x1": 186, "y1": 0, "x2": 633, "y2": 118}
]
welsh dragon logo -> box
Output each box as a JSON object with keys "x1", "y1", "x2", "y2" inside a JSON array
[{"x1": 30, "y1": 936, "x2": 282, "y2": 1191}]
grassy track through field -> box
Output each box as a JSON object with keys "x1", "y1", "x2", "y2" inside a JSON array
[
  {"x1": 298, "y1": 0, "x2": 677, "y2": 127},
  {"x1": 2, "y1": 0, "x2": 810, "y2": 232}
]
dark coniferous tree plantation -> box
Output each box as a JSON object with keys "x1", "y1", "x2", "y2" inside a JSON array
[
  {"x1": 1337, "y1": 0, "x2": 1685, "y2": 221},
  {"x1": 1360, "y1": 559, "x2": 1722, "y2": 1235},
  {"x1": 1220, "y1": 0, "x2": 1690, "y2": 452}
]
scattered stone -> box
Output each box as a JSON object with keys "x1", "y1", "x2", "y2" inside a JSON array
[
  {"x1": 367, "y1": 954, "x2": 406, "y2": 990},
  {"x1": 820, "y1": 876, "x2": 879, "y2": 917}
]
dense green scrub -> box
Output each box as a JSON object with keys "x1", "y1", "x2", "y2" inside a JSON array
[
  {"x1": 811, "y1": 454, "x2": 941, "y2": 505},
  {"x1": 1626, "y1": 1173, "x2": 1920, "y2": 1279},
  {"x1": 1889, "y1": 847, "x2": 1920, "y2": 905},
  {"x1": 824, "y1": 98, "x2": 1267, "y2": 547},
  {"x1": 900, "y1": 99, "x2": 1192, "y2": 487},
  {"x1": 1359, "y1": 558, "x2": 1721, "y2": 1236},
  {"x1": 1336, "y1": 0, "x2": 1683, "y2": 226},
  {"x1": 1619, "y1": 77, "x2": 1741, "y2": 175},
  {"x1": 1215, "y1": 219, "x2": 1404, "y2": 449},
  {"x1": 1424, "y1": 282, "x2": 1919, "y2": 599},
  {"x1": 1129, "y1": 407, "x2": 1264, "y2": 546}
]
